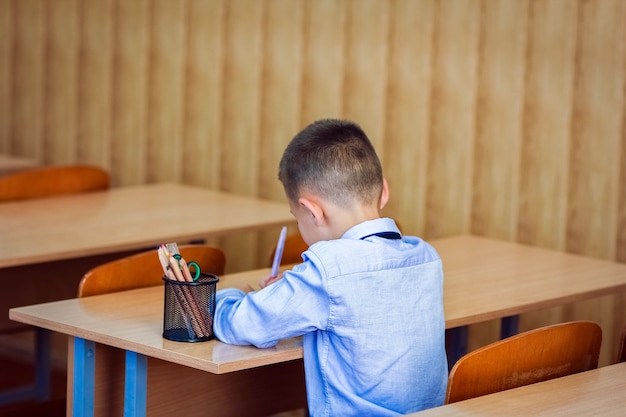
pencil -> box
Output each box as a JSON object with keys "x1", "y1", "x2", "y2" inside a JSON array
[{"x1": 270, "y1": 226, "x2": 287, "y2": 278}]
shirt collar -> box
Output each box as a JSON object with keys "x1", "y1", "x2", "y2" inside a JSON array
[{"x1": 341, "y1": 218, "x2": 401, "y2": 240}]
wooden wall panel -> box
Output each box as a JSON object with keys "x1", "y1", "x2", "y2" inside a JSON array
[
  {"x1": 181, "y1": 0, "x2": 224, "y2": 189},
  {"x1": 220, "y1": 0, "x2": 262, "y2": 195},
  {"x1": 11, "y1": 0, "x2": 45, "y2": 159},
  {"x1": 43, "y1": 0, "x2": 79, "y2": 163},
  {"x1": 342, "y1": 0, "x2": 390, "y2": 153},
  {"x1": 382, "y1": 0, "x2": 434, "y2": 234},
  {"x1": 146, "y1": 0, "x2": 186, "y2": 183},
  {"x1": 77, "y1": 0, "x2": 113, "y2": 166},
  {"x1": 0, "y1": 0, "x2": 12, "y2": 150},
  {"x1": 257, "y1": 0, "x2": 304, "y2": 202},
  {"x1": 564, "y1": 0, "x2": 626, "y2": 364},
  {"x1": 517, "y1": 0, "x2": 577, "y2": 251},
  {"x1": 470, "y1": 0, "x2": 527, "y2": 240},
  {"x1": 620, "y1": 113, "x2": 626, "y2": 263},
  {"x1": 1, "y1": 0, "x2": 625, "y2": 363},
  {"x1": 111, "y1": 0, "x2": 149, "y2": 186},
  {"x1": 566, "y1": 0, "x2": 625, "y2": 260},
  {"x1": 425, "y1": 1, "x2": 480, "y2": 238},
  {"x1": 300, "y1": 0, "x2": 346, "y2": 124}
]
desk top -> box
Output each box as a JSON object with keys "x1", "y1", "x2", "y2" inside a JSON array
[
  {"x1": 10, "y1": 235, "x2": 626, "y2": 374},
  {"x1": 0, "y1": 183, "x2": 293, "y2": 268},
  {"x1": 438, "y1": 235, "x2": 626, "y2": 327},
  {"x1": 408, "y1": 362, "x2": 626, "y2": 416}
]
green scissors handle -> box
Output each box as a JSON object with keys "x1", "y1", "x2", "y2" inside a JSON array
[
  {"x1": 187, "y1": 261, "x2": 201, "y2": 281},
  {"x1": 173, "y1": 254, "x2": 201, "y2": 281}
]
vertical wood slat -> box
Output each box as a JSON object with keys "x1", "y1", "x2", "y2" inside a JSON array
[
  {"x1": 11, "y1": 0, "x2": 45, "y2": 159},
  {"x1": 470, "y1": 0, "x2": 527, "y2": 241},
  {"x1": 299, "y1": 0, "x2": 346, "y2": 123},
  {"x1": 382, "y1": 0, "x2": 434, "y2": 234},
  {"x1": 517, "y1": 0, "x2": 578, "y2": 251},
  {"x1": 342, "y1": 0, "x2": 390, "y2": 153},
  {"x1": 257, "y1": 0, "x2": 304, "y2": 202},
  {"x1": 425, "y1": 0, "x2": 481, "y2": 238},
  {"x1": 219, "y1": 0, "x2": 263, "y2": 195},
  {"x1": 111, "y1": 0, "x2": 150, "y2": 186},
  {"x1": 146, "y1": 0, "x2": 186, "y2": 184},
  {"x1": 566, "y1": 0, "x2": 625, "y2": 260},
  {"x1": 43, "y1": 0, "x2": 79, "y2": 163},
  {"x1": 182, "y1": 0, "x2": 224, "y2": 189},
  {"x1": 0, "y1": 0, "x2": 12, "y2": 150},
  {"x1": 77, "y1": 0, "x2": 114, "y2": 167}
]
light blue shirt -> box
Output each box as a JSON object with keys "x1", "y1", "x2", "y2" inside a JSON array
[{"x1": 213, "y1": 218, "x2": 447, "y2": 416}]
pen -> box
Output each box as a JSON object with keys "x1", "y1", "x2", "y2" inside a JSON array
[{"x1": 270, "y1": 226, "x2": 287, "y2": 278}]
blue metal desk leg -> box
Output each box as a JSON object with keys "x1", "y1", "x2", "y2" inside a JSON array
[
  {"x1": 500, "y1": 315, "x2": 519, "y2": 339},
  {"x1": 73, "y1": 337, "x2": 95, "y2": 417},
  {"x1": 124, "y1": 351, "x2": 147, "y2": 417}
]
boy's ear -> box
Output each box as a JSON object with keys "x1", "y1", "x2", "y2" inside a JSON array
[
  {"x1": 298, "y1": 196, "x2": 325, "y2": 226},
  {"x1": 379, "y1": 178, "x2": 390, "y2": 209}
]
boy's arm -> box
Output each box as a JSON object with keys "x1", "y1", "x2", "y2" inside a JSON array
[
  {"x1": 259, "y1": 271, "x2": 284, "y2": 289},
  {"x1": 212, "y1": 264, "x2": 329, "y2": 348}
]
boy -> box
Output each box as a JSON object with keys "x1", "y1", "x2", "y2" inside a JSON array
[{"x1": 213, "y1": 119, "x2": 447, "y2": 416}]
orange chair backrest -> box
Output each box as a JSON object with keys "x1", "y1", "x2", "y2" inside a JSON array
[
  {"x1": 0, "y1": 164, "x2": 110, "y2": 202},
  {"x1": 78, "y1": 245, "x2": 226, "y2": 297},
  {"x1": 269, "y1": 232, "x2": 309, "y2": 266},
  {"x1": 446, "y1": 320, "x2": 602, "y2": 404}
]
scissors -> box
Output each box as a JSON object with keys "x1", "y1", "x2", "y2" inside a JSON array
[{"x1": 173, "y1": 253, "x2": 201, "y2": 281}]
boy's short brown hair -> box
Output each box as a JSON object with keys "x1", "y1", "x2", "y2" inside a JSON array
[{"x1": 278, "y1": 119, "x2": 383, "y2": 208}]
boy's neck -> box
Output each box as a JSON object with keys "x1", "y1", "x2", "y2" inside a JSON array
[{"x1": 324, "y1": 202, "x2": 382, "y2": 239}]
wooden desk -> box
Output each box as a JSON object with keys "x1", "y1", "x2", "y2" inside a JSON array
[
  {"x1": 0, "y1": 182, "x2": 293, "y2": 407},
  {"x1": 407, "y1": 362, "x2": 626, "y2": 416},
  {"x1": 437, "y1": 235, "x2": 626, "y2": 327},
  {"x1": 11, "y1": 274, "x2": 308, "y2": 417},
  {"x1": 9, "y1": 235, "x2": 626, "y2": 416},
  {"x1": 0, "y1": 182, "x2": 293, "y2": 268},
  {"x1": 0, "y1": 154, "x2": 39, "y2": 175}
]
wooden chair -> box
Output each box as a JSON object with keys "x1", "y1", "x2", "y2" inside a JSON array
[
  {"x1": 617, "y1": 324, "x2": 626, "y2": 363},
  {"x1": 0, "y1": 164, "x2": 109, "y2": 202},
  {"x1": 269, "y1": 232, "x2": 309, "y2": 266},
  {"x1": 445, "y1": 320, "x2": 602, "y2": 404},
  {"x1": 78, "y1": 244, "x2": 226, "y2": 297}
]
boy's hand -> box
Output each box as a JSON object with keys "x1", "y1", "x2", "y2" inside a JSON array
[{"x1": 259, "y1": 272, "x2": 283, "y2": 289}]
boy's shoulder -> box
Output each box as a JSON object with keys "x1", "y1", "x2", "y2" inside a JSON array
[{"x1": 302, "y1": 233, "x2": 441, "y2": 275}]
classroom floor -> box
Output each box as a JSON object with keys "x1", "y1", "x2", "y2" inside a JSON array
[{"x1": 0, "y1": 353, "x2": 66, "y2": 417}]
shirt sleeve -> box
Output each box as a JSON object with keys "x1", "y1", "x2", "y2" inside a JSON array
[{"x1": 212, "y1": 259, "x2": 330, "y2": 348}]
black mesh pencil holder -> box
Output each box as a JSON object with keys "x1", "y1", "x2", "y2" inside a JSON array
[{"x1": 162, "y1": 272, "x2": 219, "y2": 342}]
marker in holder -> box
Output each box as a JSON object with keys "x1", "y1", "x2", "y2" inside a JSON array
[{"x1": 162, "y1": 272, "x2": 219, "y2": 342}]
